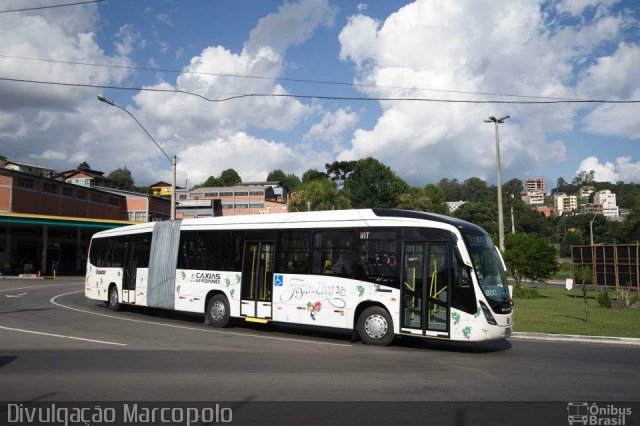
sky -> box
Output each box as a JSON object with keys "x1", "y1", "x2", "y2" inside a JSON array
[{"x1": 0, "y1": 0, "x2": 639, "y2": 190}]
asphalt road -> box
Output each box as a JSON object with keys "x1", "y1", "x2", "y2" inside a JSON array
[{"x1": 0, "y1": 277, "x2": 639, "y2": 406}]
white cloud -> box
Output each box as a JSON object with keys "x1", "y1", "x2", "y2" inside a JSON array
[
  {"x1": 133, "y1": 0, "x2": 337, "y2": 160},
  {"x1": 156, "y1": 13, "x2": 172, "y2": 26},
  {"x1": 576, "y1": 156, "x2": 640, "y2": 183},
  {"x1": 246, "y1": 0, "x2": 336, "y2": 56},
  {"x1": 115, "y1": 24, "x2": 146, "y2": 56},
  {"x1": 338, "y1": 15, "x2": 379, "y2": 68},
  {"x1": 335, "y1": 0, "x2": 634, "y2": 183},
  {"x1": 179, "y1": 132, "x2": 326, "y2": 183},
  {"x1": 0, "y1": 0, "x2": 337, "y2": 185},
  {"x1": 0, "y1": 5, "x2": 131, "y2": 110},
  {"x1": 304, "y1": 108, "x2": 359, "y2": 150},
  {"x1": 579, "y1": 43, "x2": 640, "y2": 139},
  {"x1": 556, "y1": 0, "x2": 619, "y2": 16}
]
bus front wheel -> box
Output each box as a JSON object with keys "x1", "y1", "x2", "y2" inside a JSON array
[
  {"x1": 108, "y1": 286, "x2": 121, "y2": 311},
  {"x1": 357, "y1": 306, "x2": 394, "y2": 346},
  {"x1": 206, "y1": 294, "x2": 231, "y2": 328}
]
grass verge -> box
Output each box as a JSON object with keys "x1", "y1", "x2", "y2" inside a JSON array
[
  {"x1": 514, "y1": 287, "x2": 640, "y2": 338},
  {"x1": 551, "y1": 262, "x2": 572, "y2": 281}
]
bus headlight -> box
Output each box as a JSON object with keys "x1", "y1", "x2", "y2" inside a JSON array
[{"x1": 479, "y1": 301, "x2": 497, "y2": 325}]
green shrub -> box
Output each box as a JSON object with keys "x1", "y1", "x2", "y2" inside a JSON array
[
  {"x1": 596, "y1": 291, "x2": 611, "y2": 308},
  {"x1": 615, "y1": 287, "x2": 635, "y2": 307},
  {"x1": 513, "y1": 284, "x2": 540, "y2": 299}
]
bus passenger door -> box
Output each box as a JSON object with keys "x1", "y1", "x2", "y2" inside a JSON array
[
  {"x1": 122, "y1": 239, "x2": 138, "y2": 304},
  {"x1": 241, "y1": 241, "x2": 274, "y2": 319},
  {"x1": 401, "y1": 242, "x2": 450, "y2": 335}
]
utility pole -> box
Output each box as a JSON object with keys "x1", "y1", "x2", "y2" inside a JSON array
[
  {"x1": 485, "y1": 115, "x2": 510, "y2": 251},
  {"x1": 97, "y1": 95, "x2": 177, "y2": 220},
  {"x1": 511, "y1": 205, "x2": 515, "y2": 234},
  {"x1": 589, "y1": 214, "x2": 595, "y2": 246}
]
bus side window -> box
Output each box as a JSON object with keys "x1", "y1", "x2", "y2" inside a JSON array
[
  {"x1": 310, "y1": 229, "x2": 354, "y2": 278},
  {"x1": 177, "y1": 231, "x2": 199, "y2": 270},
  {"x1": 276, "y1": 230, "x2": 310, "y2": 275},
  {"x1": 355, "y1": 229, "x2": 400, "y2": 288}
]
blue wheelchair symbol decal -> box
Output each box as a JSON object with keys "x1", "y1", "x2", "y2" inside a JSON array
[{"x1": 274, "y1": 274, "x2": 283, "y2": 286}]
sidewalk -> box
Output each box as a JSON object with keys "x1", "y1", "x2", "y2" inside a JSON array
[{"x1": 512, "y1": 332, "x2": 640, "y2": 347}]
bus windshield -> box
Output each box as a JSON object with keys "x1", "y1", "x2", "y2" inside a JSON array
[{"x1": 463, "y1": 232, "x2": 511, "y2": 309}]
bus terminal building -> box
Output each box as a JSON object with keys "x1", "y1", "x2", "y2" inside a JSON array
[{"x1": 0, "y1": 167, "x2": 170, "y2": 276}]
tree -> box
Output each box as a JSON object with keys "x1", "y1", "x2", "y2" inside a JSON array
[
  {"x1": 301, "y1": 168, "x2": 328, "y2": 183},
  {"x1": 574, "y1": 266, "x2": 593, "y2": 323},
  {"x1": 503, "y1": 178, "x2": 523, "y2": 197},
  {"x1": 191, "y1": 176, "x2": 220, "y2": 189},
  {"x1": 267, "y1": 169, "x2": 301, "y2": 192},
  {"x1": 438, "y1": 178, "x2": 463, "y2": 201},
  {"x1": 108, "y1": 167, "x2": 135, "y2": 191},
  {"x1": 345, "y1": 157, "x2": 408, "y2": 208},
  {"x1": 623, "y1": 196, "x2": 640, "y2": 242},
  {"x1": 503, "y1": 233, "x2": 559, "y2": 286},
  {"x1": 461, "y1": 177, "x2": 492, "y2": 202},
  {"x1": 555, "y1": 177, "x2": 567, "y2": 194},
  {"x1": 572, "y1": 170, "x2": 595, "y2": 186},
  {"x1": 423, "y1": 184, "x2": 448, "y2": 214},
  {"x1": 396, "y1": 187, "x2": 433, "y2": 211},
  {"x1": 288, "y1": 179, "x2": 350, "y2": 212},
  {"x1": 218, "y1": 168, "x2": 242, "y2": 186},
  {"x1": 267, "y1": 169, "x2": 287, "y2": 183},
  {"x1": 77, "y1": 161, "x2": 90, "y2": 171},
  {"x1": 453, "y1": 202, "x2": 497, "y2": 235},
  {"x1": 325, "y1": 160, "x2": 357, "y2": 181}
]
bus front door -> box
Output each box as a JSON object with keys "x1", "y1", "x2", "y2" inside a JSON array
[
  {"x1": 240, "y1": 241, "x2": 274, "y2": 318},
  {"x1": 401, "y1": 242, "x2": 450, "y2": 335}
]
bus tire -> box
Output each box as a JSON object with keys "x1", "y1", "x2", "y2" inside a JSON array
[
  {"x1": 206, "y1": 294, "x2": 231, "y2": 328},
  {"x1": 108, "y1": 285, "x2": 121, "y2": 311},
  {"x1": 357, "y1": 306, "x2": 394, "y2": 346}
]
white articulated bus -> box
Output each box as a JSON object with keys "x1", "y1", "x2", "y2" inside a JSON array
[{"x1": 85, "y1": 209, "x2": 513, "y2": 345}]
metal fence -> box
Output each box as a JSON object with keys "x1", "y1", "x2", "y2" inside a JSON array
[{"x1": 571, "y1": 243, "x2": 640, "y2": 290}]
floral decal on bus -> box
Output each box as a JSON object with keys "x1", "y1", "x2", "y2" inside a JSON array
[
  {"x1": 307, "y1": 301, "x2": 322, "y2": 320},
  {"x1": 462, "y1": 326, "x2": 472, "y2": 340}
]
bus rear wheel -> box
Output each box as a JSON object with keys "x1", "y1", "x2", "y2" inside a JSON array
[
  {"x1": 108, "y1": 286, "x2": 121, "y2": 311},
  {"x1": 357, "y1": 306, "x2": 394, "y2": 346},
  {"x1": 206, "y1": 294, "x2": 231, "y2": 328}
]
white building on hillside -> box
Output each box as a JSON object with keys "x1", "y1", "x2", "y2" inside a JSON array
[
  {"x1": 524, "y1": 191, "x2": 545, "y2": 205},
  {"x1": 594, "y1": 190, "x2": 619, "y2": 218},
  {"x1": 554, "y1": 193, "x2": 577, "y2": 216}
]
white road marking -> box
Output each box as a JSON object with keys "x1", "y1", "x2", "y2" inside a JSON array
[
  {"x1": 5, "y1": 293, "x2": 27, "y2": 298},
  {"x1": 0, "y1": 283, "x2": 81, "y2": 292},
  {"x1": 0, "y1": 324, "x2": 126, "y2": 346},
  {"x1": 51, "y1": 290, "x2": 352, "y2": 347}
]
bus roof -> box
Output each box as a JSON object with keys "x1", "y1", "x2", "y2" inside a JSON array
[{"x1": 91, "y1": 209, "x2": 488, "y2": 238}]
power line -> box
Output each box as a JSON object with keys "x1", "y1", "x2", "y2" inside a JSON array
[
  {"x1": 1, "y1": 76, "x2": 639, "y2": 104},
  {"x1": 0, "y1": 53, "x2": 586, "y2": 101},
  {"x1": 0, "y1": 0, "x2": 106, "y2": 14}
]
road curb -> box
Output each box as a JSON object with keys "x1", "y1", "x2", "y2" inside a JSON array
[{"x1": 512, "y1": 332, "x2": 640, "y2": 346}]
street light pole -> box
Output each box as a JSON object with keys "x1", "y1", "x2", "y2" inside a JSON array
[
  {"x1": 97, "y1": 95, "x2": 176, "y2": 220},
  {"x1": 485, "y1": 115, "x2": 510, "y2": 252}
]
